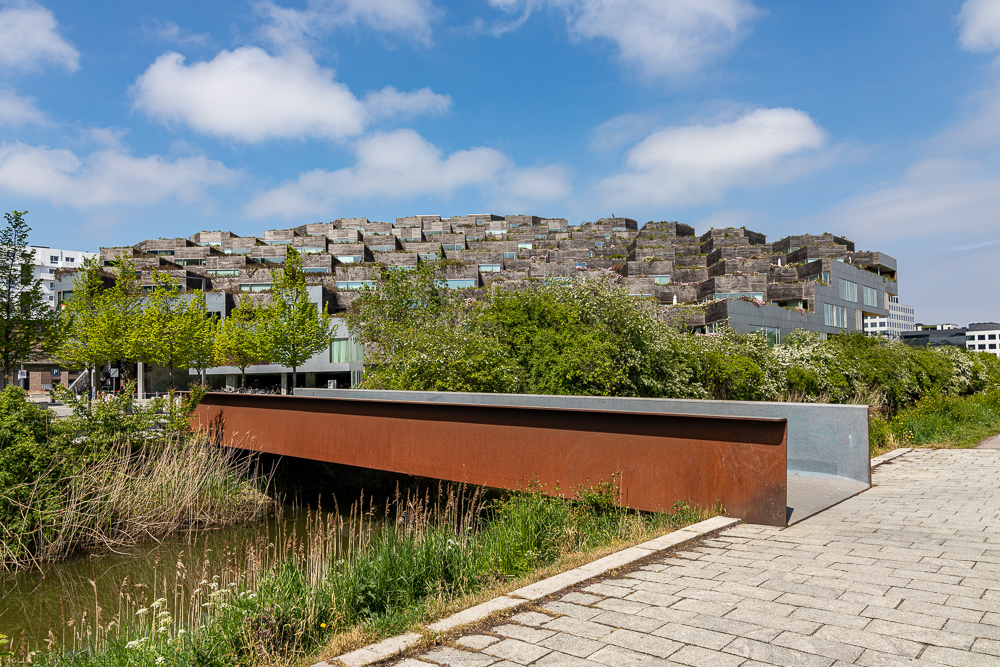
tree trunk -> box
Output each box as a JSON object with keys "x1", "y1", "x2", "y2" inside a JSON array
[
  {"x1": 241, "y1": 368, "x2": 246, "y2": 389},
  {"x1": 291, "y1": 366, "x2": 297, "y2": 393}
]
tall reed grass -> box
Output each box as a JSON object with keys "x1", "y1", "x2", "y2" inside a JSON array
[
  {"x1": 0, "y1": 437, "x2": 273, "y2": 570},
  {"x1": 7, "y1": 480, "x2": 713, "y2": 667}
]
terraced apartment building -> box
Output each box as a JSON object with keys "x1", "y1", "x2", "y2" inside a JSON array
[{"x1": 55, "y1": 214, "x2": 899, "y2": 390}]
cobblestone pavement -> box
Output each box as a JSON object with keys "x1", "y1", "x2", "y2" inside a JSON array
[{"x1": 391, "y1": 449, "x2": 1000, "y2": 666}]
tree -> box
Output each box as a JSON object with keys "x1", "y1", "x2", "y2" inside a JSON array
[
  {"x1": 213, "y1": 297, "x2": 269, "y2": 388},
  {"x1": 0, "y1": 211, "x2": 59, "y2": 388},
  {"x1": 58, "y1": 254, "x2": 141, "y2": 397},
  {"x1": 264, "y1": 248, "x2": 333, "y2": 390},
  {"x1": 133, "y1": 271, "x2": 214, "y2": 390}
]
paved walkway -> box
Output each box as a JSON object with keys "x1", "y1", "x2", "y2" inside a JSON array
[{"x1": 390, "y1": 449, "x2": 1000, "y2": 667}]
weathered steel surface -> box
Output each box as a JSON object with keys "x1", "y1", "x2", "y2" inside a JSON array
[{"x1": 194, "y1": 393, "x2": 788, "y2": 526}]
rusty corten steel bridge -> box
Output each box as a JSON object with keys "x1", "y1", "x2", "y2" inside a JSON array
[{"x1": 194, "y1": 391, "x2": 789, "y2": 526}]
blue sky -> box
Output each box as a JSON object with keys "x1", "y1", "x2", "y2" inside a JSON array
[{"x1": 1, "y1": 0, "x2": 998, "y2": 324}]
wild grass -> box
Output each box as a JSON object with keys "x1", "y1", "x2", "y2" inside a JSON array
[
  {"x1": 5, "y1": 480, "x2": 713, "y2": 667},
  {"x1": 869, "y1": 386, "x2": 1000, "y2": 455},
  {"x1": 0, "y1": 437, "x2": 273, "y2": 570}
]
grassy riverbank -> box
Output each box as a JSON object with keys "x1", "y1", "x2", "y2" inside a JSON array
[
  {"x1": 3, "y1": 483, "x2": 712, "y2": 667},
  {"x1": 0, "y1": 386, "x2": 272, "y2": 568}
]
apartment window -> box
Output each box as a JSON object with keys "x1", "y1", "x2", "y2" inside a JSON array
[
  {"x1": 856, "y1": 309, "x2": 862, "y2": 330},
  {"x1": 258, "y1": 256, "x2": 285, "y2": 263},
  {"x1": 503, "y1": 252, "x2": 516, "y2": 259},
  {"x1": 862, "y1": 285, "x2": 878, "y2": 307},
  {"x1": 479, "y1": 264, "x2": 501, "y2": 273},
  {"x1": 839, "y1": 279, "x2": 857, "y2": 302},
  {"x1": 711, "y1": 292, "x2": 764, "y2": 301},
  {"x1": 336, "y1": 255, "x2": 363, "y2": 263},
  {"x1": 534, "y1": 235, "x2": 548, "y2": 240},
  {"x1": 517, "y1": 243, "x2": 533, "y2": 250},
  {"x1": 824, "y1": 304, "x2": 848, "y2": 328},
  {"x1": 575, "y1": 262, "x2": 588, "y2": 269},
  {"x1": 990, "y1": 334, "x2": 998, "y2": 340},
  {"x1": 50, "y1": 255, "x2": 59, "y2": 262},
  {"x1": 979, "y1": 334, "x2": 987, "y2": 340},
  {"x1": 239, "y1": 283, "x2": 272, "y2": 292},
  {"x1": 967, "y1": 335, "x2": 976, "y2": 341},
  {"x1": 651, "y1": 275, "x2": 671, "y2": 285},
  {"x1": 207, "y1": 269, "x2": 239, "y2": 276},
  {"x1": 368, "y1": 245, "x2": 395, "y2": 253},
  {"x1": 335, "y1": 280, "x2": 375, "y2": 290},
  {"x1": 594, "y1": 242, "x2": 604, "y2": 248},
  {"x1": 437, "y1": 279, "x2": 475, "y2": 289},
  {"x1": 441, "y1": 244, "x2": 464, "y2": 251},
  {"x1": 303, "y1": 267, "x2": 330, "y2": 273},
  {"x1": 980, "y1": 344, "x2": 987, "y2": 350},
  {"x1": 991, "y1": 344, "x2": 998, "y2": 350},
  {"x1": 418, "y1": 253, "x2": 440, "y2": 261},
  {"x1": 65, "y1": 257, "x2": 74, "y2": 262},
  {"x1": 750, "y1": 326, "x2": 780, "y2": 346},
  {"x1": 330, "y1": 338, "x2": 363, "y2": 364},
  {"x1": 297, "y1": 247, "x2": 325, "y2": 254}
]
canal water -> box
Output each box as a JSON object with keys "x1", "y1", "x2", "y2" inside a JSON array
[{"x1": 0, "y1": 505, "x2": 346, "y2": 647}]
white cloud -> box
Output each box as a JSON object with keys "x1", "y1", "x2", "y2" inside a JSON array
[
  {"x1": 0, "y1": 2, "x2": 79, "y2": 72},
  {"x1": 488, "y1": 0, "x2": 759, "y2": 77},
  {"x1": 826, "y1": 158, "x2": 1000, "y2": 244},
  {"x1": 248, "y1": 128, "x2": 570, "y2": 217},
  {"x1": 598, "y1": 107, "x2": 827, "y2": 207},
  {"x1": 133, "y1": 48, "x2": 366, "y2": 142},
  {"x1": 959, "y1": 0, "x2": 1000, "y2": 52},
  {"x1": 364, "y1": 85, "x2": 451, "y2": 120},
  {"x1": 132, "y1": 47, "x2": 450, "y2": 142},
  {"x1": 0, "y1": 88, "x2": 47, "y2": 125},
  {"x1": 144, "y1": 18, "x2": 211, "y2": 47},
  {"x1": 0, "y1": 142, "x2": 237, "y2": 208},
  {"x1": 256, "y1": 0, "x2": 438, "y2": 49}
]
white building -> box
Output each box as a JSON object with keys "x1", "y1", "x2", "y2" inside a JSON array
[
  {"x1": 863, "y1": 294, "x2": 915, "y2": 339},
  {"x1": 29, "y1": 246, "x2": 97, "y2": 307},
  {"x1": 966, "y1": 322, "x2": 1000, "y2": 357}
]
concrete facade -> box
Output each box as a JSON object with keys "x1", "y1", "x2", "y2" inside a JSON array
[
  {"x1": 966, "y1": 322, "x2": 1000, "y2": 357},
  {"x1": 863, "y1": 294, "x2": 915, "y2": 339},
  {"x1": 29, "y1": 246, "x2": 97, "y2": 308}
]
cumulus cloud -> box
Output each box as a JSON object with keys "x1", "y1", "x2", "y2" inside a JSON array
[
  {"x1": 248, "y1": 128, "x2": 570, "y2": 218},
  {"x1": 0, "y1": 2, "x2": 79, "y2": 72},
  {"x1": 0, "y1": 142, "x2": 237, "y2": 208},
  {"x1": 487, "y1": 0, "x2": 759, "y2": 77},
  {"x1": 959, "y1": 0, "x2": 1000, "y2": 52},
  {"x1": 598, "y1": 107, "x2": 827, "y2": 207},
  {"x1": 132, "y1": 48, "x2": 450, "y2": 142},
  {"x1": 0, "y1": 88, "x2": 47, "y2": 125},
  {"x1": 256, "y1": 0, "x2": 439, "y2": 49}
]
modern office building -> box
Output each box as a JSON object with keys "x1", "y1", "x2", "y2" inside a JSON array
[
  {"x1": 901, "y1": 324, "x2": 969, "y2": 349},
  {"x1": 29, "y1": 246, "x2": 97, "y2": 307},
  {"x1": 864, "y1": 295, "x2": 915, "y2": 339},
  {"x1": 966, "y1": 323, "x2": 1000, "y2": 357},
  {"x1": 54, "y1": 214, "x2": 903, "y2": 390}
]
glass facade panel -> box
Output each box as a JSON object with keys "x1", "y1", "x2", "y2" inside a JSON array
[
  {"x1": 839, "y1": 279, "x2": 858, "y2": 302},
  {"x1": 479, "y1": 264, "x2": 501, "y2": 272},
  {"x1": 330, "y1": 338, "x2": 364, "y2": 364},
  {"x1": 651, "y1": 275, "x2": 671, "y2": 285}
]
